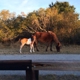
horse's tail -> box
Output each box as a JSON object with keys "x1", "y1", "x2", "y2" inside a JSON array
[{"x1": 19, "y1": 38, "x2": 22, "y2": 43}]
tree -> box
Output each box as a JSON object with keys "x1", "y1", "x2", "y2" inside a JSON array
[
  {"x1": 49, "y1": 1, "x2": 75, "y2": 13},
  {"x1": 0, "y1": 10, "x2": 15, "y2": 20}
]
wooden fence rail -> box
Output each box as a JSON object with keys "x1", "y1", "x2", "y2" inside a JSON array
[
  {"x1": 0, "y1": 60, "x2": 32, "y2": 80},
  {"x1": 0, "y1": 60, "x2": 80, "y2": 80},
  {"x1": 32, "y1": 60, "x2": 80, "y2": 80}
]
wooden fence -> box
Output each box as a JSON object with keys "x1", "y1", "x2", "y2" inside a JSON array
[
  {"x1": 0, "y1": 60, "x2": 80, "y2": 80},
  {"x1": 32, "y1": 60, "x2": 80, "y2": 80}
]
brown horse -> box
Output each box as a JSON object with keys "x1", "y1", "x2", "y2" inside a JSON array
[{"x1": 33, "y1": 31, "x2": 61, "y2": 52}]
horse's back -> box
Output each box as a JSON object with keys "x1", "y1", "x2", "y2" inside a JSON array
[
  {"x1": 35, "y1": 32, "x2": 51, "y2": 37},
  {"x1": 20, "y1": 38, "x2": 28, "y2": 44},
  {"x1": 34, "y1": 31, "x2": 53, "y2": 43},
  {"x1": 20, "y1": 38, "x2": 32, "y2": 45},
  {"x1": 34, "y1": 31, "x2": 60, "y2": 43}
]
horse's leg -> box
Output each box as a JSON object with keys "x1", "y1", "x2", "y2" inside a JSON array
[
  {"x1": 45, "y1": 43, "x2": 49, "y2": 51},
  {"x1": 34, "y1": 42, "x2": 39, "y2": 51},
  {"x1": 20, "y1": 43, "x2": 25, "y2": 53},
  {"x1": 35, "y1": 45, "x2": 39, "y2": 51},
  {"x1": 50, "y1": 41, "x2": 53, "y2": 51}
]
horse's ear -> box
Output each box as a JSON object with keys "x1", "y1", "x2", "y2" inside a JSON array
[{"x1": 32, "y1": 35, "x2": 36, "y2": 40}]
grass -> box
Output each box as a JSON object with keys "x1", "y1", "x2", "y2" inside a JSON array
[
  {"x1": 0, "y1": 42, "x2": 80, "y2": 54},
  {"x1": 0, "y1": 75, "x2": 25, "y2": 80},
  {"x1": 0, "y1": 75, "x2": 80, "y2": 80}
]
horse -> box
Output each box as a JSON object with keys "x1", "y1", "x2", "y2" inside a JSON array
[
  {"x1": 33, "y1": 31, "x2": 61, "y2": 52},
  {"x1": 19, "y1": 35, "x2": 36, "y2": 53}
]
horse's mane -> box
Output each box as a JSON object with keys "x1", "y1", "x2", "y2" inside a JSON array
[{"x1": 48, "y1": 31, "x2": 61, "y2": 46}]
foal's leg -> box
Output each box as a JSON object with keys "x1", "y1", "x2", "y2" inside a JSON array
[
  {"x1": 20, "y1": 43, "x2": 25, "y2": 53},
  {"x1": 30, "y1": 44, "x2": 34, "y2": 53},
  {"x1": 32, "y1": 45, "x2": 35, "y2": 52},
  {"x1": 32, "y1": 43, "x2": 35, "y2": 52}
]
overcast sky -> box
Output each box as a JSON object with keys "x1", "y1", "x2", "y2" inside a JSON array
[{"x1": 0, "y1": 0, "x2": 80, "y2": 16}]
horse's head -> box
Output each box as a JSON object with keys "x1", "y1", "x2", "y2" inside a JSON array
[
  {"x1": 49, "y1": 31, "x2": 61, "y2": 52},
  {"x1": 56, "y1": 43, "x2": 61, "y2": 52}
]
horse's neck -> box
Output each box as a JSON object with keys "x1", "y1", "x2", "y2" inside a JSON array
[{"x1": 50, "y1": 32, "x2": 61, "y2": 46}]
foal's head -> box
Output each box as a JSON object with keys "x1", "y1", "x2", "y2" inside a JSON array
[{"x1": 32, "y1": 35, "x2": 36, "y2": 42}]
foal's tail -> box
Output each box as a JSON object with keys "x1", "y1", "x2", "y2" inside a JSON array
[{"x1": 13, "y1": 36, "x2": 21, "y2": 43}]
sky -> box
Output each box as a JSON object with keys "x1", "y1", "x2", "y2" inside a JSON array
[{"x1": 0, "y1": 0, "x2": 80, "y2": 16}]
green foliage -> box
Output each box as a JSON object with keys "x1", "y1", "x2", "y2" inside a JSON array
[{"x1": 49, "y1": 1, "x2": 75, "y2": 13}]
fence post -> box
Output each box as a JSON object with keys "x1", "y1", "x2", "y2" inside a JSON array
[
  {"x1": 32, "y1": 70, "x2": 39, "y2": 80},
  {"x1": 26, "y1": 70, "x2": 39, "y2": 80},
  {"x1": 26, "y1": 69, "x2": 32, "y2": 80}
]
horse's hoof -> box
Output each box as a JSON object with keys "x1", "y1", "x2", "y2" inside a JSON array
[
  {"x1": 33, "y1": 51, "x2": 35, "y2": 52},
  {"x1": 50, "y1": 50, "x2": 53, "y2": 51},
  {"x1": 20, "y1": 52, "x2": 22, "y2": 53},
  {"x1": 45, "y1": 50, "x2": 47, "y2": 52},
  {"x1": 30, "y1": 51, "x2": 32, "y2": 53},
  {"x1": 37, "y1": 50, "x2": 39, "y2": 51}
]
